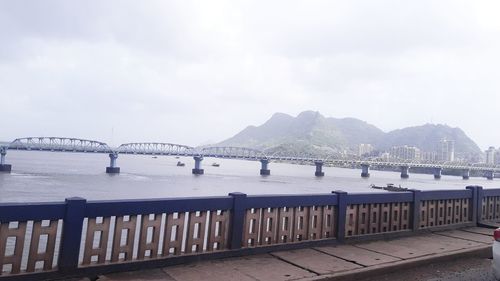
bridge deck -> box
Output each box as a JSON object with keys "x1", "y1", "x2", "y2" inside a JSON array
[{"x1": 97, "y1": 226, "x2": 493, "y2": 281}]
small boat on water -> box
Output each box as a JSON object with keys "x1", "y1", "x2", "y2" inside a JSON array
[
  {"x1": 176, "y1": 161, "x2": 185, "y2": 167},
  {"x1": 370, "y1": 183, "x2": 408, "y2": 192},
  {"x1": 212, "y1": 163, "x2": 220, "y2": 167},
  {"x1": 152, "y1": 156, "x2": 158, "y2": 159},
  {"x1": 175, "y1": 156, "x2": 180, "y2": 159}
]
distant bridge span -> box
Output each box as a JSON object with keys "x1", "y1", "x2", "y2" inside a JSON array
[
  {"x1": 1, "y1": 137, "x2": 499, "y2": 179},
  {"x1": 199, "y1": 146, "x2": 268, "y2": 160},
  {"x1": 117, "y1": 142, "x2": 195, "y2": 156},
  {"x1": 8, "y1": 137, "x2": 113, "y2": 153}
]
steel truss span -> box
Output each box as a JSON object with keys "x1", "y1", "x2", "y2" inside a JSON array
[
  {"x1": 117, "y1": 142, "x2": 195, "y2": 156},
  {"x1": 200, "y1": 146, "x2": 268, "y2": 160},
  {"x1": 3, "y1": 137, "x2": 500, "y2": 173},
  {"x1": 8, "y1": 137, "x2": 113, "y2": 153}
]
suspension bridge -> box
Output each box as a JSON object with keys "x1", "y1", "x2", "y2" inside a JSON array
[{"x1": 1, "y1": 137, "x2": 499, "y2": 179}]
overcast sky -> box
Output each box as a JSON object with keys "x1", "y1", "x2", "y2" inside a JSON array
[{"x1": 1, "y1": 1, "x2": 499, "y2": 149}]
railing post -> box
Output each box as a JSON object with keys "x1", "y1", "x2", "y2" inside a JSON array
[
  {"x1": 333, "y1": 190, "x2": 347, "y2": 242},
  {"x1": 466, "y1": 185, "x2": 481, "y2": 224},
  {"x1": 477, "y1": 186, "x2": 484, "y2": 223},
  {"x1": 58, "y1": 197, "x2": 86, "y2": 273},
  {"x1": 410, "y1": 189, "x2": 421, "y2": 231},
  {"x1": 228, "y1": 192, "x2": 247, "y2": 250}
]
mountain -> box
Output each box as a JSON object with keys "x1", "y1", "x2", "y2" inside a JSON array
[
  {"x1": 217, "y1": 111, "x2": 482, "y2": 158},
  {"x1": 218, "y1": 111, "x2": 385, "y2": 156}
]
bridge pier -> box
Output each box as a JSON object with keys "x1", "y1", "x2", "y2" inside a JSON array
[
  {"x1": 192, "y1": 156, "x2": 204, "y2": 175},
  {"x1": 361, "y1": 164, "x2": 370, "y2": 178},
  {"x1": 400, "y1": 166, "x2": 409, "y2": 179},
  {"x1": 0, "y1": 147, "x2": 11, "y2": 173},
  {"x1": 433, "y1": 167, "x2": 442, "y2": 180},
  {"x1": 314, "y1": 160, "x2": 324, "y2": 177},
  {"x1": 462, "y1": 169, "x2": 470, "y2": 180},
  {"x1": 260, "y1": 159, "x2": 270, "y2": 176},
  {"x1": 106, "y1": 153, "x2": 120, "y2": 174},
  {"x1": 486, "y1": 170, "x2": 494, "y2": 180}
]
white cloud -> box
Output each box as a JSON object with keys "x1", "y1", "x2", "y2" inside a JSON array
[{"x1": 0, "y1": 0, "x2": 499, "y2": 148}]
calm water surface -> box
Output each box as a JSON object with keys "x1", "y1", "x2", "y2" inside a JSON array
[{"x1": 1, "y1": 150, "x2": 498, "y2": 202}]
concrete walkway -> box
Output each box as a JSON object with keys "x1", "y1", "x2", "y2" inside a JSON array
[{"x1": 97, "y1": 227, "x2": 494, "y2": 281}]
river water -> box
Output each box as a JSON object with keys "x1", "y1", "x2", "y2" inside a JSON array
[{"x1": 0, "y1": 150, "x2": 498, "y2": 203}]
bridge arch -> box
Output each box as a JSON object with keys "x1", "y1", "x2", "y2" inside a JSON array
[
  {"x1": 117, "y1": 142, "x2": 196, "y2": 156},
  {"x1": 323, "y1": 153, "x2": 350, "y2": 165},
  {"x1": 8, "y1": 137, "x2": 113, "y2": 153},
  {"x1": 199, "y1": 146, "x2": 268, "y2": 160},
  {"x1": 266, "y1": 149, "x2": 300, "y2": 161}
]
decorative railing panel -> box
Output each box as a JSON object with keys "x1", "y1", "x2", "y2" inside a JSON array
[
  {"x1": 0, "y1": 220, "x2": 62, "y2": 276},
  {"x1": 241, "y1": 193, "x2": 339, "y2": 247},
  {"x1": 138, "y1": 213, "x2": 162, "y2": 259},
  {"x1": 27, "y1": 220, "x2": 59, "y2": 272},
  {"x1": 419, "y1": 190, "x2": 472, "y2": 229},
  {"x1": 0, "y1": 222, "x2": 27, "y2": 274},
  {"x1": 242, "y1": 205, "x2": 337, "y2": 247},
  {"x1": 82, "y1": 217, "x2": 110, "y2": 265},
  {"x1": 345, "y1": 192, "x2": 413, "y2": 237},
  {"x1": 419, "y1": 199, "x2": 470, "y2": 228},
  {"x1": 165, "y1": 213, "x2": 185, "y2": 255},
  {"x1": 345, "y1": 202, "x2": 411, "y2": 236},
  {"x1": 207, "y1": 210, "x2": 229, "y2": 251},
  {"x1": 0, "y1": 202, "x2": 65, "y2": 277},
  {"x1": 80, "y1": 210, "x2": 231, "y2": 267},
  {"x1": 481, "y1": 195, "x2": 500, "y2": 221}
]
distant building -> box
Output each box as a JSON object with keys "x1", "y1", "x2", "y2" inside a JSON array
[
  {"x1": 380, "y1": 152, "x2": 391, "y2": 161},
  {"x1": 438, "y1": 139, "x2": 455, "y2": 162},
  {"x1": 421, "y1": 151, "x2": 438, "y2": 162},
  {"x1": 358, "y1": 144, "x2": 374, "y2": 157},
  {"x1": 486, "y1": 146, "x2": 496, "y2": 165},
  {"x1": 390, "y1": 145, "x2": 421, "y2": 161}
]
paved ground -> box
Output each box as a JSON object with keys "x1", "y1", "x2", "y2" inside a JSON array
[
  {"x1": 97, "y1": 227, "x2": 495, "y2": 281},
  {"x1": 357, "y1": 256, "x2": 495, "y2": 281}
]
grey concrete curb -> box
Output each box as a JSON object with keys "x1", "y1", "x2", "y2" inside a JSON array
[{"x1": 299, "y1": 245, "x2": 492, "y2": 281}]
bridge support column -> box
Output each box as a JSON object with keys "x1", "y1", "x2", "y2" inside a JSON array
[
  {"x1": 433, "y1": 167, "x2": 442, "y2": 180},
  {"x1": 486, "y1": 170, "x2": 494, "y2": 180},
  {"x1": 361, "y1": 164, "x2": 370, "y2": 178},
  {"x1": 106, "y1": 153, "x2": 120, "y2": 174},
  {"x1": 314, "y1": 160, "x2": 324, "y2": 177},
  {"x1": 192, "y1": 156, "x2": 204, "y2": 175},
  {"x1": 260, "y1": 159, "x2": 270, "y2": 176},
  {"x1": 400, "y1": 166, "x2": 409, "y2": 179},
  {"x1": 462, "y1": 169, "x2": 470, "y2": 180},
  {"x1": 0, "y1": 147, "x2": 11, "y2": 173}
]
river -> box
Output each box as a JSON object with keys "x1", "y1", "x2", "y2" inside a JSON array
[{"x1": 0, "y1": 150, "x2": 498, "y2": 203}]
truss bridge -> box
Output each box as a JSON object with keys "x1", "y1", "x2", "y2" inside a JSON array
[{"x1": 1, "y1": 136, "x2": 498, "y2": 180}]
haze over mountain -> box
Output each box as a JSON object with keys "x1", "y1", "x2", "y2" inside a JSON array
[{"x1": 217, "y1": 111, "x2": 482, "y2": 159}]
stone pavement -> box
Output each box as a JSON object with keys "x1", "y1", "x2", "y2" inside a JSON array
[{"x1": 97, "y1": 227, "x2": 494, "y2": 281}]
